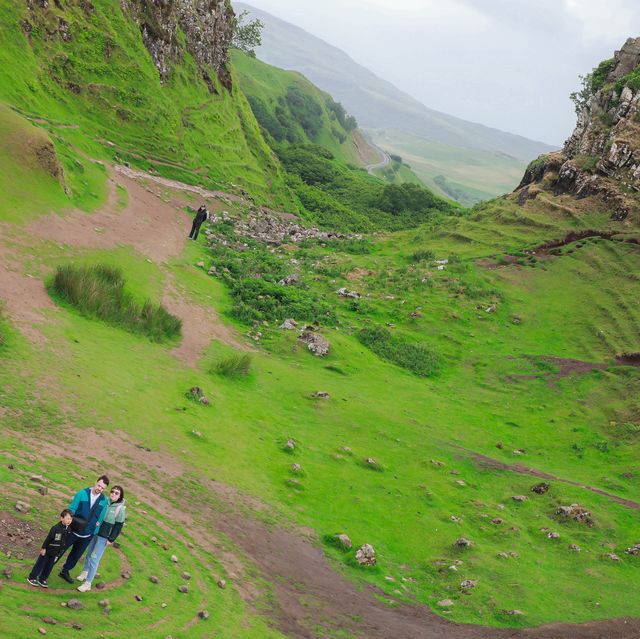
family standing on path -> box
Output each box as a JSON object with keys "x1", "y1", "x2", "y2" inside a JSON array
[{"x1": 27, "y1": 475, "x2": 127, "y2": 592}]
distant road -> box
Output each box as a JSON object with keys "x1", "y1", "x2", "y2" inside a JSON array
[{"x1": 365, "y1": 145, "x2": 391, "y2": 174}]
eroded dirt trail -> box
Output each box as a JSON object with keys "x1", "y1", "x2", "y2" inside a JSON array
[{"x1": 0, "y1": 165, "x2": 249, "y2": 363}]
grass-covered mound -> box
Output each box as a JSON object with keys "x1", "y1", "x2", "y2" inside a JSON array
[{"x1": 51, "y1": 264, "x2": 181, "y2": 342}]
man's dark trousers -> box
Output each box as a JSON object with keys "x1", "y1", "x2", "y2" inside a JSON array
[
  {"x1": 29, "y1": 554, "x2": 57, "y2": 582},
  {"x1": 189, "y1": 219, "x2": 203, "y2": 240},
  {"x1": 59, "y1": 532, "x2": 93, "y2": 575}
]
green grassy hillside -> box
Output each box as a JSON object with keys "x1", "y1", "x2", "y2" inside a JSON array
[
  {"x1": 0, "y1": 0, "x2": 295, "y2": 210},
  {"x1": 1, "y1": 5, "x2": 640, "y2": 638}
]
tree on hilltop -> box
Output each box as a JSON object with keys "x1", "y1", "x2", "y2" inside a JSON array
[{"x1": 231, "y1": 10, "x2": 264, "y2": 57}]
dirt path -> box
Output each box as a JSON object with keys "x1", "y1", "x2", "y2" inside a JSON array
[
  {"x1": 6, "y1": 426, "x2": 640, "y2": 639},
  {"x1": 452, "y1": 445, "x2": 640, "y2": 511},
  {"x1": 0, "y1": 165, "x2": 249, "y2": 363}
]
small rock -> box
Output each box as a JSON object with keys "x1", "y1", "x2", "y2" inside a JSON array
[
  {"x1": 67, "y1": 599, "x2": 84, "y2": 610},
  {"x1": 72, "y1": 624, "x2": 83, "y2": 630},
  {"x1": 291, "y1": 463, "x2": 301, "y2": 473},
  {"x1": 149, "y1": 576, "x2": 159, "y2": 584},
  {"x1": 95, "y1": 581, "x2": 106, "y2": 590},
  {"x1": 207, "y1": 266, "x2": 217, "y2": 276},
  {"x1": 507, "y1": 609, "x2": 524, "y2": 616},
  {"x1": 625, "y1": 543, "x2": 640, "y2": 556},
  {"x1": 38, "y1": 486, "x2": 48, "y2": 496},
  {"x1": 3, "y1": 567, "x2": 13, "y2": 579},
  {"x1": 30, "y1": 475, "x2": 45, "y2": 483},
  {"x1": 38, "y1": 629, "x2": 46, "y2": 636},
  {"x1": 196, "y1": 261, "x2": 205, "y2": 268},
  {"x1": 42, "y1": 617, "x2": 57, "y2": 625},
  {"x1": 134, "y1": 594, "x2": 143, "y2": 602},
  {"x1": 217, "y1": 578, "x2": 226, "y2": 589},
  {"x1": 151, "y1": 536, "x2": 158, "y2": 543},
  {"x1": 311, "y1": 391, "x2": 330, "y2": 399},
  {"x1": 284, "y1": 438, "x2": 296, "y2": 451},
  {"x1": 181, "y1": 572, "x2": 191, "y2": 580},
  {"x1": 98, "y1": 599, "x2": 109, "y2": 608},
  {"x1": 460, "y1": 579, "x2": 477, "y2": 591},
  {"x1": 121, "y1": 570, "x2": 131, "y2": 579},
  {"x1": 430, "y1": 459, "x2": 445, "y2": 467},
  {"x1": 450, "y1": 515, "x2": 460, "y2": 522},
  {"x1": 455, "y1": 480, "x2": 466, "y2": 486},
  {"x1": 198, "y1": 610, "x2": 209, "y2": 620},
  {"x1": 512, "y1": 495, "x2": 527, "y2": 502},
  {"x1": 569, "y1": 544, "x2": 581, "y2": 552},
  {"x1": 547, "y1": 532, "x2": 560, "y2": 540},
  {"x1": 170, "y1": 555, "x2": 178, "y2": 563},
  {"x1": 454, "y1": 538, "x2": 473, "y2": 548},
  {"x1": 178, "y1": 585, "x2": 188, "y2": 593},
  {"x1": 161, "y1": 603, "x2": 167, "y2": 608},
  {"x1": 495, "y1": 442, "x2": 504, "y2": 449},
  {"x1": 335, "y1": 534, "x2": 352, "y2": 549},
  {"x1": 531, "y1": 482, "x2": 550, "y2": 494},
  {"x1": 365, "y1": 457, "x2": 379, "y2": 468},
  {"x1": 14, "y1": 501, "x2": 30, "y2": 513},
  {"x1": 607, "y1": 553, "x2": 620, "y2": 561},
  {"x1": 437, "y1": 599, "x2": 454, "y2": 607},
  {"x1": 355, "y1": 544, "x2": 376, "y2": 566},
  {"x1": 279, "y1": 318, "x2": 297, "y2": 330},
  {"x1": 491, "y1": 518, "x2": 503, "y2": 525}
]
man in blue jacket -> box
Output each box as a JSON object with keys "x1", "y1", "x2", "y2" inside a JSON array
[{"x1": 57, "y1": 475, "x2": 110, "y2": 584}]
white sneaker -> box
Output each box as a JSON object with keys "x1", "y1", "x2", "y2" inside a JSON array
[
  {"x1": 77, "y1": 581, "x2": 92, "y2": 592},
  {"x1": 76, "y1": 570, "x2": 88, "y2": 582}
]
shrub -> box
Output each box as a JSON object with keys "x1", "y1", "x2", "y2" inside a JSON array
[
  {"x1": 51, "y1": 264, "x2": 181, "y2": 342},
  {"x1": 358, "y1": 326, "x2": 441, "y2": 377},
  {"x1": 213, "y1": 353, "x2": 252, "y2": 378},
  {"x1": 412, "y1": 249, "x2": 435, "y2": 262}
]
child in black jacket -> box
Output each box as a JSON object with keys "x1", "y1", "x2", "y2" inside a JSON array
[{"x1": 27, "y1": 509, "x2": 73, "y2": 587}]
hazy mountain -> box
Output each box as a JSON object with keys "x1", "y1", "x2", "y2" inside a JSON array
[{"x1": 234, "y1": 3, "x2": 554, "y2": 158}]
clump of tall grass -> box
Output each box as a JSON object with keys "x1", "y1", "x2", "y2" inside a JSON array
[
  {"x1": 212, "y1": 352, "x2": 252, "y2": 378},
  {"x1": 411, "y1": 249, "x2": 435, "y2": 262},
  {"x1": 358, "y1": 325, "x2": 441, "y2": 377},
  {"x1": 51, "y1": 264, "x2": 181, "y2": 342}
]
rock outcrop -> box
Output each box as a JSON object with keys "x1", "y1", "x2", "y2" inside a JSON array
[
  {"x1": 517, "y1": 37, "x2": 640, "y2": 222},
  {"x1": 120, "y1": 0, "x2": 234, "y2": 89}
]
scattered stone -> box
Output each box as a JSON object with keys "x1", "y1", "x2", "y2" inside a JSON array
[
  {"x1": 450, "y1": 515, "x2": 460, "y2": 522},
  {"x1": 485, "y1": 305, "x2": 496, "y2": 313},
  {"x1": 170, "y1": 555, "x2": 178, "y2": 563},
  {"x1": 512, "y1": 495, "x2": 527, "y2": 502},
  {"x1": 284, "y1": 438, "x2": 296, "y2": 451},
  {"x1": 30, "y1": 475, "x2": 45, "y2": 483},
  {"x1": 134, "y1": 594, "x2": 143, "y2": 602},
  {"x1": 495, "y1": 442, "x2": 504, "y2": 449},
  {"x1": 38, "y1": 486, "x2": 48, "y2": 496},
  {"x1": 491, "y1": 518, "x2": 503, "y2": 525},
  {"x1": 38, "y1": 628, "x2": 46, "y2": 636},
  {"x1": 198, "y1": 610, "x2": 210, "y2": 620},
  {"x1": 7, "y1": 463, "x2": 14, "y2": 469},
  {"x1": 365, "y1": 457, "x2": 379, "y2": 469},
  {"x1": 14, "y1": 501, "x2": 30, "y2": 513},
  {"x1": 207, "y1": 266, "x2": 217, "y2": 276},
  {"x1": 3, "y1": 567, "x2": 13, "y2": 579},
  {"x1": 217, "y1": 579, "x2": 226, "y2": 589},
  {"x1": 72, "y1": 624, "x2": 83, "y2": 630},
  {"x1": 355, "y1": 544, "x2": 376, "y2": 566},
  {"x1": 454, "y1": 538, "x2": 473, "y2": 548},
  {"x1": 335, "y1": 534, "x2": 352, "y2": 549},
  {"x1": 569, "y1": 544, "x2": 582, "y2": 552},
  {"x1": 547, "y1": 532, "x2": 560, "y2": 540},
  {"x1": 607, "y1": 553, "x2": 620, "y2": 561},
  {"x1": 337, "y1": 287, "x2": 360, "y2": 299},
  {"x1": 384, "y1": 575, "x2": 395, "y2": 582},
  {"x1": 497, "y1": 551, "x2": 519, "y2": 559},
  {"x1": 42, "y1": 617, "x2": 57, "y2": 625},
  {"x1": 161, "y1": 603, "x2": 167, "y2": 608},
  {"x1": 67, "y1": 599, "x2": 84, "y2": 610},
  {"x1": 298, "y1": 331, "x2": 330, "y2": 357},
  {"x1": 460, "y1": 579, "x2": 477, "y2": 591},
  {"x1": 196, "y1": 261, "x2": 205, "y2": 268},
  {"x1": 556, "y1": 504, "x2": 593, "y2": 526},
  {"x1": 278, "y1": 274, "x2": 299, "y2": 286},
  {"x1": 121, "y1": 570, "x2": 131, "y2": 579},
  {"x1": 625, "y1": 543, "x2": 640, "y2": 556},
  {"x1": 512, "y1": 448, "x2": 525, "y2": 455},
  {"x1": 95, "y1": 581, "x2": 106, "y2": 590},
  {"x1": 438, "y1": 599, "x2": 454, "y2": 607},
  {"x1": 181, "y1": 572, "x2": 191, "y2": 580},
  {"x1": 291, "y1": 463, "x2": 301, "y2": 473},
  {"x1": 150, "y1": 576, "x2": 159, "y2": 584},
  {"x1": 507, "y1": 610, "x2": 525, "y2": 616},
  {"x1": 178, "y1": 585, "x2": 188, "y2": 593},
  {"x1": 531, "y1": 482, "x2": 550, "y2": 494},
  {"x1": 311, "y1": 391, "x2": 330, "y2": 399},
  {"x1": 279, "y1": 318, "x2": 297, "y2": 330},
  {"x1": 455, "y1": 480, "x2": 466, "y2": 486},
  {"x1": 430, "y1": 460, "x2": 445, "y2": 467},
  {"x1": 98, "y1": 599, "x2": 109, "y2": 608}
]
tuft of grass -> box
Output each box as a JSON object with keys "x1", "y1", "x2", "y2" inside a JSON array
[
  {"x1": 212, "y1": 353, "x2": 252, "y2": 378},
  {"x1": 411, "y1": 249, "x2": 435, "y2": 262},
  {"x1": 358, "y1": 325, "x2": 442, "y2": 377},
  {"x1": 51, "y1": 264, "x2": 181, "y2": 342}
]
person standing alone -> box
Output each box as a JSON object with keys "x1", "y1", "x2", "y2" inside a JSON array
[
  {"x1": 188, "y1": 204, "x2": 209, "y2": 241},
  {"x1": 58, "y1": 475, "x2": 109, "y2": 583}
]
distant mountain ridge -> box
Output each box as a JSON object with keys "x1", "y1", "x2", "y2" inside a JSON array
[{"x1": 234, "y1": 2, "x2": 555, "y2": 162}]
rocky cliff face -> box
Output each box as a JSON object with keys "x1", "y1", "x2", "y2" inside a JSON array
[
  {"x1": 121, "y1": 0, "x2": 235, "y2": 90},
  {"x1": 518, "y1": 37, "x2": 640, "y2": 222}
]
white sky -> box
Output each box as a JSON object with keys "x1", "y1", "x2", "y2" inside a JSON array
[{"x1": 242, "y1": 0, "x2": 640, "y2": 145}]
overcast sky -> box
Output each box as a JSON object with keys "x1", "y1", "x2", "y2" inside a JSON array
[{"x1": 241, "y1": 0, "x2": 640, "y2": 145}]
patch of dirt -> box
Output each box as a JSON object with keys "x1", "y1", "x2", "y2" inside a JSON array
[
  {"x1": 346, "y1": 267, "x2": 374, "y2": 281},
  {"x1": 0, "y1": 510, "x2": 43, "y2": 557},
  {"x1": 540, "y1": 355, "x2": 609, "y2": 380},
  {"x1": 617, "y1": 352, "x2": 640, "y2": 366},
  {"x1": 453, "y1": 445, "x2": 640, "y2": 511}
]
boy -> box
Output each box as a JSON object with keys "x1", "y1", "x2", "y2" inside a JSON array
[{"x1": 28, "y1": 509, "x2": 73, "y2": 588}]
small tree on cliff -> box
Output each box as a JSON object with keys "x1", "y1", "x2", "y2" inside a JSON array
[{"x1": 232, "y1": 10, "x2": 264, "y2": 57}]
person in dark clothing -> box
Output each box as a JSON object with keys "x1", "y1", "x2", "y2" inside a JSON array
[
  {"x1": 188, "y1": 204, "x2": 209, "y2": 241},
  {"x1": 27, "y1": 509, "x2": 73, "y2": 587},
  {"x1": 58, "y1": 475, "x2": 109, "y2": 584}
]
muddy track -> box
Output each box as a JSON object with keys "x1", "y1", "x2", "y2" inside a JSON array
[{"x1": 452, "y1": 444, "x2": 640, "y2": 511}]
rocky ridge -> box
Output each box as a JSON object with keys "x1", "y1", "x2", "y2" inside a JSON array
[{"x1": 517, "y1": 37, "x2": 640, "y2": 222}]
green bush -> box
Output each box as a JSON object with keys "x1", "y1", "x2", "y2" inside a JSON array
[
  {"x1": 412, "y1": 249, "x2": 435, "y2": 262},
  {"x1": 358, "y1": 326, "x2": 441, "y2": 377},
  {"x1": 212, "y1": 353, "x2": 252, "y2": 378},
  {"x1": 51, "y1": 264, "x2": 181, "y2": 342}
]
